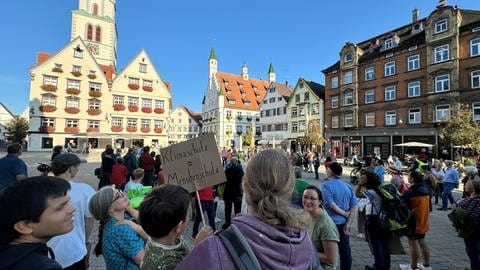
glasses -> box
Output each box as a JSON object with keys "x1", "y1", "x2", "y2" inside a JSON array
[
  {"x1": 112, "y1": 189, "x2": 125, "y2": 202},
  {"x1": 302, "y1": 195, "x2": 319, "y2": 201}
]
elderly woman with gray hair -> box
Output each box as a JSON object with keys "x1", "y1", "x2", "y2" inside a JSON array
[
  {"x1": 461, "y1": 166, "x2": 480, "y2": 198},
  {"x1": 89, "y1": 186, "x2": 148, "y2": 270}
]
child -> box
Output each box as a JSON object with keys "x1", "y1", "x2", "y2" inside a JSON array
[
  {"x1": 138, "y1": 185, "x2": 213, "y2": 270},
  {"x1": 110, "y1": 157, "x2": 129, "y2": 190},
  {"x1": 124, "y1": 168, "x2": 145, "y2": 193}
]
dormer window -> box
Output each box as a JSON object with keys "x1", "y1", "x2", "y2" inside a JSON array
[
  {"x1": 385, "y1": 38, "x2": 393, "y2": 49},
  {"x1": 344, "y1": 52, "x2": 352, "y2": 63},
  {"x1": 435, "y1": 18, "x2": 448, "y2": 34}
]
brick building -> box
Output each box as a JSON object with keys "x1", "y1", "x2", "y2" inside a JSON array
[{"x1": 322, "y1": 1, "x2": 480, "y2": 159}]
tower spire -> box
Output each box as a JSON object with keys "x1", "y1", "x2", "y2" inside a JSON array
[{"x1": 268, "y1": 62, "x2": 276, "y2": 83}]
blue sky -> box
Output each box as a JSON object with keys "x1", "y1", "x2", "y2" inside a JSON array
[{"x1": 1, "y1": 0, "x2": 478, "y2": 115}]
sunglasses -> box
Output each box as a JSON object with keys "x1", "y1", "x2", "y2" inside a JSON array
[{"x1": 112, "y1": 189, "x2": 125, "y2": 202}]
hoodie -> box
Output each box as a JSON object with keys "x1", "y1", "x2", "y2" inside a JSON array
[
  {"x1": 0, "y1": 242, "x2": 62, "y2": 270},
  {"x1": 176, "y1": 214, "x2": 314, "y2": 270}
]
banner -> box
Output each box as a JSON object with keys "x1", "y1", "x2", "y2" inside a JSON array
[{"x1": 160, "y1": 133, "x2": 225, "y2": 192}]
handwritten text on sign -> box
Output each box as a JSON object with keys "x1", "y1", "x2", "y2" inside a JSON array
[{"x1": 160, "y1": 134, "x2": 225, "y2": 193}]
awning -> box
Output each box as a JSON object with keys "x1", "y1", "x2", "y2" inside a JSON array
[{"x1": 394, "y1": 142, "x2": 434, "y2": 147}]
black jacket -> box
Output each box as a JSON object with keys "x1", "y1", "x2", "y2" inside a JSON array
[
  {"x1": 224, "y1": 163, "x2": 244, "y2": 198},
  {"x1": 0, "y1": 242, "x2": 62, "y2": 270}
]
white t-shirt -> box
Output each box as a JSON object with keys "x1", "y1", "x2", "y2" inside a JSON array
[{"x1": 48, "y1": 181, "x2": 95, "y2": 267}]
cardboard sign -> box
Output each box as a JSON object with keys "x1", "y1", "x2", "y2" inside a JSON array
[{"x1": 160, "y1": 134, "x2": 225, "y2": 192}]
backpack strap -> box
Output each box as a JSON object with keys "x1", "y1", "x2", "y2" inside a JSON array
[{"x1": 217, "y1": 224, "x2": 262, "y2": 270}]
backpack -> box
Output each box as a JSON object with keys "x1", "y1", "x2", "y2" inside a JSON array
[
  {"x1": 218, "y1": 224, "x2": 323, "y2": 270},
  {"x1": 377, "y1": 183, "x2": 415, "y2": 236}
]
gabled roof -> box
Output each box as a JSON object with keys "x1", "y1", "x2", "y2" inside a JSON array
[
  {"x1": 0, "y1": 102, "x2": 16, "y2": 118},
  {"x1": 215, "y1": 72, "x2": 269, "y2": 111},
  {"x1": 304, "y1": 79, "x2": 325, "y2": 100},
  {"x1": 270, "y1": 82, "x2": 293, "y2": 102},
  {"x1": 182, "y1": 105, "x2": 202, "y2": 123}
]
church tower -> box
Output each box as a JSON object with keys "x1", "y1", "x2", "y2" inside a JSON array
[
  {"x1": 71, "y1": 0, "x2": 118, "y2": 68},
  {"x1": 268, "y1": 62, "x2": 276, "y2": 83}
]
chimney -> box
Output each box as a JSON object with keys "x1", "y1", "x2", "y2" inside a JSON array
[
  {"x1": 412, "y1": 8, "x2": 419, "y2": 22},
  {"x1": 285, "y1": 80, "x2": 288, "y2": 86},
  {"x1": 438, "y1": 0, "x2": 446, "y2": 7}
]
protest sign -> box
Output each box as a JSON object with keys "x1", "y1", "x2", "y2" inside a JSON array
[{"x1": 160, "y1": 133, "x2": 225, "y2": 193}]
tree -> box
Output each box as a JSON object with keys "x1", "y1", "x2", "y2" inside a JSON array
[
  {"x1": 5, "y1": 117, "x2": 29, "y2": 143},
  {"x1": 439, "y1": 104, "x2": 480, "y2": 153},
  {"x1": 303, "y1": 119, "x2": 325, "y2": 151},
  {"x1": 242, "y1": 129, "x2": 254, "y2": 148}
]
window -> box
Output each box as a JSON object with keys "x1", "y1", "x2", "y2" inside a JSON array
[
  {"x1": 66, "y1": 119, "x2": 79, "y2": 127},
  {"x1": 128, "y1": 97, "x2": 139, "y2": 106},
  {"x1": 304, "y1": 92, "x2": 309, "y2": 102},
  {"x1": 385, "y1": 38, "x2": 393, "y2": 49},
  {"x1": 127, "y1": 119, "x2": 137, "y2": 127},
  {"x1": 365, "y1": 67, "x2": 374, "y2": 81},
  {"x1": 269, "y1": 97, "x2": 275, "y2": 103},
  {"x1": 435, "y1": 74, "x2": 450, "y2": 92},
  {"x1": 228, "y1": 98, "x2": 236, "y2": 104},
  {"x1": 471, "y1": 38, "x2": 480, "y2": 57},
  {"x1": 295, "y1": 94, "x2": 300, "y2": 103},
  {"x1": 142, "y1": 99, "x2": 152, "y2": 108},
  {"x1": 408, "y1": 81, "x2": 421, "y2": 97},
  {"x1": 42, "y1": 95, "x2": 56, "y2": 106},
  {"x1": 129, "y1": 77, "x2": 140, "y2": 85},
  {"x1": 155, "y1": 100, "x2": 164, "y2": 109},
  {"x1": 112, "y1": 117, "x2": 123, "y2": 126},
  {"x1": 407, "y1": 55, "x2": 420, "y2": 71},
  {"x1": 435, "y1": 105, "x2": 451, "y2": 121},
  {"x1": 67, "y1": 79, "x2": 80, "y2": 89},
  {"x1": 88, "y1": 120, "x2": 99, "y2": 128},
  {"x1": 473, "y1": 103, "x2": 480, "y2": 121},
  {"x1": 43, "y1": 75, "x2": 57, "y2": 86},
  {"x1": 385, "y1": 111, "x2": 396, "y2": 125},
  {"x1": 331, "y1": 115, "x2": 339, "y2": 128},
  {"x1": 89, "y1": 82, "x2": 101, "y2": 91},
  {"x1": 226, "y1": 111, "x2": 232, "y2": 118},
  {"x1": 409, "y1": 108, "x2": 421, "y2": 124},
  {"x1": 312, "y1": 103, "x2": 319, "y2": 114},
  {"x1": 143, "y1": 80, "x2": 152, "y2": 87},
  {"x1": 331, "y1": 76, "x2": 339, "y2": 88},
  {"x1": 298, "y1": 106, "x2": 305, "y2": 116},
  {"x1": 435, "y1": 18, "x2": 448, "y2": 33},
  {"x1": 299, "y1": 121, "x2": 306, "y2": 132},
  {"x1": 291, "y1": 107, "x2": 298, "y2": 118},
  {"x1": 41, "y1": 118, "x2": 55, "y2": 127},
  {"x1": 365, "y1": 89, "x2": 375, "y2": 104},
  {"x1": 154, "y1": 120, "x2": 163, "y2": 128},
  {"x1": 434, "y1": 44, "x2": 449, "y2": 63},
  {"x1": 344, "y1": 52, "x2": 352, "y2": 63},
  {"x1": 292, "y1": 123, "x2": 298, "y2": 133},
  {"x1": 331, "y1": 96, "x2": 339, "y2": 108},
  {"x1": 472, "y1": 70, "x2": 480, "y2": 88},
  {"x1": 344, "y1": 91, "x2": 353, "y2": 105},
  {"x1": 141, "y1": 120, "x2": 150, "y2": 128},
  {"x1": 95, "y1": 26, "x2": 101, "y2": 42},
  {"x1": 365, "y1": 112, "x2": 375, "y2": 127},
  {"x1": 384, "y1": 85, "x2": 396, "y2": 101},
  {"x1": 73, "y1": 47, "x2": 83, "y2": 58},
  {"x1": 113, "y1": 96, "x2": 124, "y2": 104},
  {"x1": 72, "y1": 65, "x2": 81, "y2": 73},
  {"x1": 344, "y1": 113, "x2": 353, "y2": 127},
  {"x1": 93, "y1": 3, "x2": 99, "y2": 15},
  {"x1": 384, "y1": 61, "x2": 395, "y2": 76},
  {"x1": 86, "y1": 24, "x2": 93, "y2": 40},
  {"x1": 344, "y1": 70, "x2": 353, "y2": 84},
  {"x1": 66, "y1": 97, "x2": 79, "y2": 108},
  {"x1": 139, "y1": 63, "x2": 147, "y2": 73},
  {"x1": 88, "y1": 99, "x2": 100, "y2": 109}
]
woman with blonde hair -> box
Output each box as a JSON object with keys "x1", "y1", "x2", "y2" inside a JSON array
[
  {"x1": 89, "y1": 186, "x2": 147, "y2": 270},
  {"x1": 177, "y1": 149, "x2": 319, "y2": 269}
]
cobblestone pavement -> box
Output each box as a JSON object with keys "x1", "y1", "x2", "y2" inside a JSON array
[{"x1": 17, "y1": 151, "x2": 470, "y2": 269}]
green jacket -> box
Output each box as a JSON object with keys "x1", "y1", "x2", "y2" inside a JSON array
[{"x1": 448, "y1": 207, "x2": 478, "y2": 238}]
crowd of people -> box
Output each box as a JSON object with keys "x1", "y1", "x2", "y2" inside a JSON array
[{"x1": 0, "y1": 142, "x2": 478, "y2": 270}]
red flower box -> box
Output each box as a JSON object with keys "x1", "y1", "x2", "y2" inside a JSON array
[
  {"x1": 128, "y1": 84, "x2": 139, "y2": 90},
  {"x1": 154, "y1": 127, "x2": 163, "y2": 134},
  {"x1": 89, "y1": 90, "x2": 102, "y2": 97},
  {"x1": 71, "y1": 71, "x2": 82, "y2": 77},
  {"x1": 64, "y1": 127, "x2": 79, "y2": 134},
  {"x1": 113, "y1": 104, "x2": 125, "y2": 111},
  {"x1": 141, "y1": 107, "x2": 152, "y2": 113},
  {"x1": 86, "y1": 127, "x2": 100, "y2": 133},
  {"x1": 87, "y1": 108, "x2": 102, "y2": 115},
  {"x1": 41, "y1": 84, "x2": 57, "y2": 92},
  {"x1": 66, "y1": 88, "x2": 80, "y2": 95},
  {"x1": 65, "y1": 107, "x2": 80, "y2": 114},
  {"x1": 128, "y1": 105, "x2": 139, "y2": 112},
  {"x1": 143, "y1": 86, "x2": 153, "y2": 92},
  {"x1": 154, "y1": 108, "x2": 165, "y2": 114},
  {"x1": 126, "y1": 126, "x2": 137, "y2": 132},
  {"x1": 39, "y1": 126, "x2": 55, "y2": 133},
  {"x1": 141, "y1": 127, "x2": 151, "y2": 133},
  {"x1": 111, "y1": 126, "x2": 123, "y2": 132},
  {"x1": 39, "y1": 105, "x2": 56, "y2": 112}
]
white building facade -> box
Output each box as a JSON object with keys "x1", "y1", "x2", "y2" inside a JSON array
[{"x1": 168, "y1": 106, "x2": 202, "y2": 145}]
